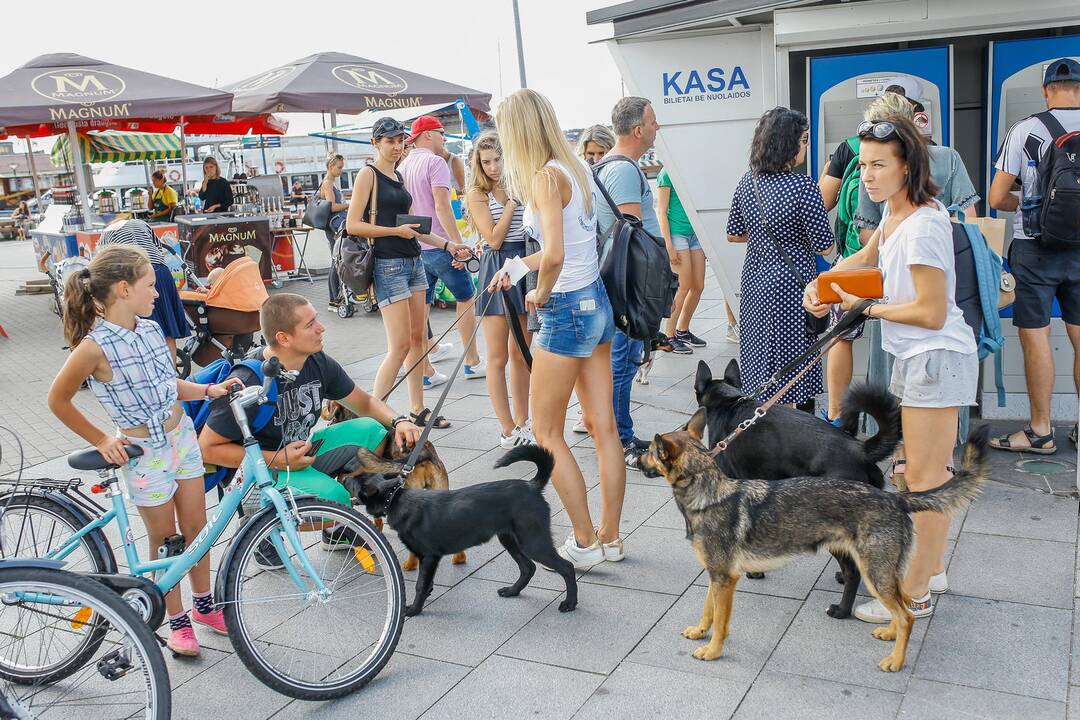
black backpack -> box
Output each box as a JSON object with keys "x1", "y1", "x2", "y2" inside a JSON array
[
  {"x1": 592, "y1": 156, "x2": 677, "y2": 353},
  {"x1": 1029, "y1": 111, "x2": 1080, "y2": 251}
]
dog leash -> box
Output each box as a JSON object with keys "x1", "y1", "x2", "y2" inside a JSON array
[{"x1": 709, "y1": 299, "x2": 875, "y2": 457}]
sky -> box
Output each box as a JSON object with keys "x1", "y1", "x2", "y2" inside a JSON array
[{"x1": 1, "y1": 0, "x2": 626, "y2": 147}]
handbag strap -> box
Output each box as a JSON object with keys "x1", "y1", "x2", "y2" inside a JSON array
[
  {"x1": 365, "y1": 165, "x2": 378, "y2": 246},
  {"x1": 751, "y1": 174, "x2": 807, "y2": 289}
]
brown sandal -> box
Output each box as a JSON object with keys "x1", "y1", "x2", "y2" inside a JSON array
[
  {"x1": 990, "y1": 427, "x2": 1056, "y2": 455},
  {"x1": 411, "y1": 408, "x2": 451, "y2": 430}
]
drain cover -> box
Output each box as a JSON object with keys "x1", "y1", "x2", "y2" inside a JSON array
[{"x1": 1015, "y1": 459, "x2": 1076, "y2": 476}]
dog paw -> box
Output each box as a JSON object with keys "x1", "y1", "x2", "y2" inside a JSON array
[
  {"x1": 745, "y1": 572, "x2": 765, "y2": 580},
  {"x1": 558, "y1": 599, "x2": 577, "y2": 612},
  {"x1": 878, "y1": 654, "x2": 905, "y2": 672},
  {"x1": 692, "y1": 645, "x2": 723, "y2": 661},
  {"x1": 401, "y1": 556, "x2": 418, "y2": 572},
  {"x1": 681, "y1": 625, "x2": 708, "y2": 640},
  {"x1": 872, "y1": 626, "x2": 897, "y2": 641},
  {"x1": 497, "y1": 586, "x2": 520, "y2": 598},
  {"x1": 826, "y1": 604, "x2": 851, "y2": 619},
  {"x1": 404, "y1": 603, "x2": 424, "y2": 618},
  {"x1": 834, "y1": 571, "x2": 845, "y2": 585},
  {"x1": 451, "y1": 552, "x2": 467, "y2": 565}
]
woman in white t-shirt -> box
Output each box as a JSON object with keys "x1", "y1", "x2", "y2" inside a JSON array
[
  {"x1": 491, "y1": 89, "x2": 626, "y2": 572},
  {"x1": 804, "y1": 116, "x2": 978, "y2": 625}
]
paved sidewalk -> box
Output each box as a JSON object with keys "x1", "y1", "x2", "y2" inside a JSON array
[{"x1": 1, "y1": 238, "x2": 1078, "y2": 720}]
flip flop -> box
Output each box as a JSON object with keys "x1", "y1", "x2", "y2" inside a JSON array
[
  {"x1": 990, "y1": 426, "x2": 1056, "y2": 455},
  {"x1": 411, "y1": 408, "x2": 451, "y2": 430}
]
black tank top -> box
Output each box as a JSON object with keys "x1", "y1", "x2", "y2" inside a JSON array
[{"x1": 365, "y1": 166, "x2": 419, "y2": 259}]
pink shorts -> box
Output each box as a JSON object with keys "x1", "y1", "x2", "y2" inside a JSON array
[{"x1": 119, "y1": 415, "x2": 204, "y2": 507}]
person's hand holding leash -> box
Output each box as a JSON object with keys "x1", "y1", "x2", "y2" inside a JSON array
[
  {"x1": 524, "y1": 289, "x2": 548, "y2": 314},
  {"x1": 393, "y1": 420, "x2": 422, "y2": 451}
]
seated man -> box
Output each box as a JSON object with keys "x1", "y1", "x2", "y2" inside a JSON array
[{"x1": 199, "y1": 293, "x2": 421, "y2": 560}]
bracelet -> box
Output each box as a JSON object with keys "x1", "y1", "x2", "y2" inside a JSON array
[
  {"x1": 443, "y1": 240, "x2": 450, "y2": 252},
  {"x1": 203, "y1": 383, "x2": 211, "y2": 399},
  {"x1": 390, "y1": 415, "x2": 409, "y2": 429}
]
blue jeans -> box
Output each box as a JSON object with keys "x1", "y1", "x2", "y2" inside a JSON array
[
  {"x1": 611, "y1": 330, "x2": 643, "y2": 445},
  {"x1": 421, "y1": 249, "x2": 476, "y2": 305}
]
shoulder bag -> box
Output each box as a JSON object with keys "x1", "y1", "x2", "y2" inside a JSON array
[{"x1": 335, "y1": 166, "x2": 378, "y2": 296}]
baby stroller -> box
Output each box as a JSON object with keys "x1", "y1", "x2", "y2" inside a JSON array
[
  {"x1": 46, "y1": 254, "x2": 90, "y2": 320},
  {"x1": 176, "y1": 257, "x2": 268, "y2": 378}
]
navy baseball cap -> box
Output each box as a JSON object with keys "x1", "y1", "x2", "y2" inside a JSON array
[
  {"x1": 1043, "y1": 58, "x2": 1080, "y2": 86},
  {"x1": 371, "y1": 117, "x2": 406, "y2": 140}
]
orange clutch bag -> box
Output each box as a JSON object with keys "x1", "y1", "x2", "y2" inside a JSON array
[{"x1": 817, "y1": 268, "x2": 884, "y2": 304}]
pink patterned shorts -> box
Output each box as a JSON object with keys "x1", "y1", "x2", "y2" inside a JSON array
[{"x1": 119, "y1": 414, "x2": 204, "y2": 507}]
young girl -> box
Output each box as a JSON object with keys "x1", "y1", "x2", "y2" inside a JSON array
[
  {"x1": 47, "y1": 245, "x2": 241, "y2": 657},
  {"x1": 804, "y1": 116, "x2": 978, "y2": 622},
  {"x1": 466, "y1": 131, "x2": 534, "y2": 449}
]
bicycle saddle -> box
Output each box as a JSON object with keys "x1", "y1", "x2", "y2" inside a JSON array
[{"x1": 68, "y1": 445, "x2": 144, "y2": 471}]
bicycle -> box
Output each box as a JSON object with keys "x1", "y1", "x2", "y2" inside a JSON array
[
  {"x1": 0, "y1": 559, "x2": 170, "y2": 719},
  {"x1": 0, "y1": 358, "x2": 406, "y2": 700}
]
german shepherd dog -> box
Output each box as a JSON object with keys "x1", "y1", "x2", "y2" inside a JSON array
[
  {"x1": 639, "y1": 409, "x2": 989, "y2": 672},
  {"x1": 343, "y1": 445, "x2": 577, "y2": 617},
  {"x1": 321, "y1": 399, "x2": 464, "y2": 570},
  {"x1": 695, "y1": 359, "x2": 901, "y2": 618}
]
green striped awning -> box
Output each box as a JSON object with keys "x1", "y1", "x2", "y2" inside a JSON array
[{"x1": 50, "y1": 131, "x2": 182, "y2": 166}]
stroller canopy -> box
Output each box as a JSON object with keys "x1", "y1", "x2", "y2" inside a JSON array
[{"x1": 204, "y1": 257, "x2": 268, "y2": 312}]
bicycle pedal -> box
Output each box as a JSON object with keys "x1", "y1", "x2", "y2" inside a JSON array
[
  {"x1": 97, "y1": 649, "x2": 133, "y2": 681},
  {"x1": 158, "y1": 534, "x2": 186, "y2": 559}
]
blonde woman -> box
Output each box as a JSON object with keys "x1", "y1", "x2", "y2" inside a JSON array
[
  {"x1": 320, "y1": 152, "x2": 350, "y2": 308},
  {"x1": 198, "y1": 157, "x2": 232, "y2": 213},
  {"x1": 467, "y1": 131, "x2": 533, "y2": 449},
  {"x1": 491, "y1": 89, "x2": 626, "y2": 568},
  {"x1": 576, "y1": 125, "x2": 616, "y2": 166}
]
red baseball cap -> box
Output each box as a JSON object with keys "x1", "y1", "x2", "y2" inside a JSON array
[{"x1": 407, "y1": 115, "x2": 445, "y2": 142}]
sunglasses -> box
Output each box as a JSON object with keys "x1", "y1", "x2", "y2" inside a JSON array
[{"x1": 857, "y1": 121, "x2": 900, "y2": 140}]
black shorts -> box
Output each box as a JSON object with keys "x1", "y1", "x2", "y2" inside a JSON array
[{"x1": 1009, "y1": 238, "x2": 1080, "y2": 328}]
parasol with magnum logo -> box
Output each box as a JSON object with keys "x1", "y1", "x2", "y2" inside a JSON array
[{"x1": 223, "y1": 51, "x2": 491, "y2": 114}]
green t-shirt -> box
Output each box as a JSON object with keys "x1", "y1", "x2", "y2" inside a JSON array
[{"x1": 656, "y1": 169, "x2": 694, "y2": 237}]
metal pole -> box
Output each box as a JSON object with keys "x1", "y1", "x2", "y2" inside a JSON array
[
  {"x1": 24, "y1": 137, "x2": 42, "y2": 217},
  {"x1": 329, "y1": 110, "x2": 339, "y2": 153},
  {"x1": 512, "y1": 0, "x2": 527, "y2": 88},
  {"x1": 259, "y1": 135, "x2": 269, "y2": 175},
  {"x1": 66, "y1": 121, "x2": 91, "y2": 228},
  {"x1": 179, "y1": 117, "x2": 189, "y2": 215}
]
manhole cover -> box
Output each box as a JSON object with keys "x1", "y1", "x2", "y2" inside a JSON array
[{"x1": 1015, "y1": 459, "x2": 1076, "y2": 476}]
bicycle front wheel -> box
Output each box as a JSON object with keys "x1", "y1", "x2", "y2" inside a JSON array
[
  {"x1": 222, "y1": 498, "x2": 405, "y2": 700},
  {"x1": 0, "y1": 565, "x2": 170, "y2": 720}
]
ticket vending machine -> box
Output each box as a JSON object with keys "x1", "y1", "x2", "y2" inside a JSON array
[{"x1": 808, "y1": 46, "x2": 952, "y2": 177}]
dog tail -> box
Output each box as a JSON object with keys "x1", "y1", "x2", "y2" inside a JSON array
[
  {"x1": 898, "y1": 426, "x2": 990, "y2": 516},
  {"x1": 838, "y1": 383, "x2": 901, "y2": 463},
  {"x1": 494, "y1": 445, "x2": 555, "y2": 490}
]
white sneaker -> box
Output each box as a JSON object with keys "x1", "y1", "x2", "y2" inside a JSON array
[
  {"x1": 554, "y1": 532, "x2": 604, "y2": 570},
  {"x1": 599, "y1": 535, "x2": 625, "y2": 562},
  {"x1": 423, "y1": 371, "x2": 448, "y2": 389},
  {"x1": 572, "y1": 412, "x2": 588, "y2": 434},
  {"x1": 499, "y1": 427, "x2": 532, "y2": 449},
  {"x1": 463, "y1": 357, "x2": 487, "y2": 379},
  {"x1": 519, "y1": 421, "x2": 536, "y2": 444},
  {"x1": 853, "y1": 593, "x2": 934, "y2": 624},
  {"x1": 928, "y1": 571, "x2": 948, "y2": 594},
  {"x1": 725, "y1": 325, "x2": 740, "y2": 343},
  {"x1": 429, "y1": 342, "x2": 454, "y2": 363}
]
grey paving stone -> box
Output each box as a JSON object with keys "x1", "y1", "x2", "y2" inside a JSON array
[
  {"x1": 644, "y1": 498, "x2": 689, "y2": 531},
  {"x1": 431, "y1": 446, "x2": 487, "y2": 474},
  {"x1": 811, "y1": 540, "x2": 957, "y2": 598},
  {"x1": 380, "y1": 529, "x2": 506, "y2": 589},
  {"x1": 914, "y1": 594, "x2": 1070, "y2": 702},
  {"x1": 579, "y1": 525, "x2": 705, "y2": 595},
  {"x1": 948, "y1": 532, "x2": 1074, "y2": 608},
  {"x1": 437, "y1": 393, "x2": 500, "y2": 422},
  {"x1": 437, "y1": 417, "x2": 510, "y2": 451},
  {"x1": 898, "y1": 678, "x2": 1066, "y2": 720},
  {"x1": 170, "y1": 654, "x2": 291, "y2": 718},
  {"x1": 733, "y1": 669, "x2": 903, "y2": 720},
  {"x1": 422, "y1": 654, "x2": 602, "y2": 720},
  {"x1": 398, "y1": 577, "x2": 558, "y2": 667},
  {"x1": 551, "y1": 482, "x2": 671, "y2": 534},
  {"x1": 472, "y1": 546, "x2": 586, "y2": 592},
  {"x1": 629, "y1": 585, "x2": 800, "y2": 684},
  {"x1": 963, "y1": 485, "x2": 1078, "y2": 543},
  {"x1": 574, "y1": 660, "x2": 746, "y2": 719},
  {"x1": 499, "y1": 583, "x2": 675, "y2": 675},
  {"x1": 280, "y1": 652, "x2": 471, "y2": 719},
  {"x1": 767, "y1": 589, "x2": 929, "y2": 692},
  {"x1": 706, "y1": 551, "x2": 832, "y2": 602}
]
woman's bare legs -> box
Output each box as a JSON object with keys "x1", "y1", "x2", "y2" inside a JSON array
[
  {"x1": 507, "y1": 316, "x2": 532, "y2": 427},
  {"x1": 575, "y1": 342, "x2": 626, "y2": 544},
  {"x1": 483, "y1": 316, "x2": 515, "y2": 436},
  {"x1": 373, "y1": 292, "x2": 427, "y2": 415}
]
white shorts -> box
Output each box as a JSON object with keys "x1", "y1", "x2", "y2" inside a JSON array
[
  {"x1": 890, "y1": 349, "x2": 978, "y2": 409},
  {"x1": 119, "y1": 414, "x2": 205, "y2": 507}
]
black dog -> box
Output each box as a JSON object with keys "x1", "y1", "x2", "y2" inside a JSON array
[
  {"x1": 694, "y1": 359, "x2": 902, "y2": 618},
  {"x1": 349, "y1": 444, "x2": 577, "y2": 617}
]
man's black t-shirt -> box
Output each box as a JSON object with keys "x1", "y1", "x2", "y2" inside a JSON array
[
  {"x1": 826, "y1": 139, "x2": 857, "y2": 179},
  {"x1": 205, "y1": 352, "x2": 354, "y2": 451}
]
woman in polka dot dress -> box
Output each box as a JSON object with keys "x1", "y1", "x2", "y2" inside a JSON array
[{"x1": 727, "y1": 108, "x2": 834, "y2": 405}]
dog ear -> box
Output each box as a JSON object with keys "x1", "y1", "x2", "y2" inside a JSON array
[
  {"x1": 694, "y1": 360, "x2": 712, "y2": 399},
  {"x1": 653, "y1": 434, "x2": 667, "y2": 460},
  {"x1": 723, "y1": 358, "x2": 742, "y2": 389},
  {"x1": 686, "y1": 407, "x2": 707, "y2": 441}
]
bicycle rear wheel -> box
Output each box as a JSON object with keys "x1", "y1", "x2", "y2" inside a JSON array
[
  {"x1": 221, "y1": 498, "x2": 404, "y2": 700},
  {"x1": 0, "y1": 565, "x2": 170, "y2": 720},
  {"x1": 0, "y1": 494, "x2": 111, "y2": 576}
]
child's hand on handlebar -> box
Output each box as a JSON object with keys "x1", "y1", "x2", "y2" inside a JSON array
[
  {"x1": 207, "y1": 378, "x2": 244, "y2": 399},
  {"x1": 96, "y1": 436, "x2": 131, "y2": 467}
]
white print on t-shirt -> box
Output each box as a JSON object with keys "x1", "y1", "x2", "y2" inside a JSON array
[{"x1": 274, "y1": 381, "x2": 322, "y2": 444}]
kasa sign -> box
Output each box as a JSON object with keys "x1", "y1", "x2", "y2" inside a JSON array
[{"x1": 661, "y1": 65, "x2": 751, "y2": 105}]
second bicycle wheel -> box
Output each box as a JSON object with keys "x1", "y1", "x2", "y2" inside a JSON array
[{"x1": 221, "y1": 498, "x2": 404, "y2": 701}]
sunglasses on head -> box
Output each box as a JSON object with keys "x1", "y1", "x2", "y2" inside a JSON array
[{"x1": 857, "y1": 121, "x2": 899, "y2": 140}]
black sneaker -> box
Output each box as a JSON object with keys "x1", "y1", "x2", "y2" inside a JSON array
[
  {"x1": 253, "y1": 538, "x2": 284, "y2": 570},
  {"x1": 675, "y1": 330, "x2": 707, "y2": 348},
  {"x1": 667, "y1": 336, "x2": 693, "y2": 355},
  {"x1": 623, "y1": 442, "x2": 645, "y2": 471},
  {"x1": 321, "y1": 523, "x2": 369, "y2": 551}
]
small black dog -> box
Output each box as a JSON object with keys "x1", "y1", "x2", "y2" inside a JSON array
[
  {"x1": 695, "y1": 359, "x2": 902, "y2": 618},
  {"x1": 347, "y1": 444, "x2": 577, "y2": 617}
]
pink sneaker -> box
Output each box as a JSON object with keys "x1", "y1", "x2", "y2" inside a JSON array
[
  {"x1": 167, "y1": 626, "x2": 200, "y2": 657},
  {"x1": 192, "y1": 609, "x2": 228, "y2": 635}
]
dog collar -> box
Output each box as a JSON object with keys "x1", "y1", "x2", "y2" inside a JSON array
[{"x1": 381, "y1": 478, "x2": 406, "y2": 516}]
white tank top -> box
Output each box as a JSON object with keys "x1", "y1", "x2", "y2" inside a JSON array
[{"x1": 523, "y1": 159, "x2": 599, "y2": 293}]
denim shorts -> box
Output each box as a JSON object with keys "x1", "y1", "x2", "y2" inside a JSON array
[
  {"x1": 422, "y1": 249, "x2": 476, "y2": 305},
  {"x1": 671, "y1": 233, "x2": 702, "y2": 252},
  {"x1": 373, "y1": 255, "x2": 427, "y2": 306},
  {"x1": 535, "y1": 277, "x2": 615, "y2": 358}
]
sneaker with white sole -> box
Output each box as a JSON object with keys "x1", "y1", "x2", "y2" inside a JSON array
[
  {"x1": 853, "y1": 593, "x2": 934, "y2": 624},
  {"x1": 424, "y1": 371, "x2": 448, "y2": 389},
  {"x1": 429, "y1": 342, "x2": 454, "y2": 363},
  {"x1": 928, "y1": 571, "x2": 948, "y2": 594},
  {"x1": 572, "y1": 412, "x2": 588, "y2": 434},
  {"x1": 499, "y1": 427, "x2": 532, "y2": 449},
  {"x1": 725, "y1": 325, "x2": 740, "y2": 344},
  {"x1": 599, "y1": 536, "x2": 625, "y2": 562},
  {"x1": 463, "y1": 358, "x2": 487, "y2": 379},
  {"x1": 555, "y1": 533, "x2": 604, "y2": 570}
]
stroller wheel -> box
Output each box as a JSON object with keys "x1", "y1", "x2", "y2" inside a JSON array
[
  {"x1": 362, "y1": 295, "x2": 379, "y2": 314},
  {"x1": 338, "y1": 302, "x2": 355, "y2": 319},
  {"x1": 176, "y1": 351, "x2": 192, "y2": 379}
]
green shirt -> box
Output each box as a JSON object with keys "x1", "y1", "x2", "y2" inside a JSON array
[{"x1": 656, "y1": 168, "x2": 694, "y2": 237}]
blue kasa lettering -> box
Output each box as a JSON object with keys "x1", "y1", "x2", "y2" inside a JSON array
[{"x1": 662, "y1": 65, "x2": 751, "y2": 96}]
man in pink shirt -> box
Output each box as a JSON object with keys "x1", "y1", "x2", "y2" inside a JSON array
[{"x1": 399, "y1": 116, "x2": 485, "y2": 382}]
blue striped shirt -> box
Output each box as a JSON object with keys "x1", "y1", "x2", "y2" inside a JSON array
[{"x1": 86, "y1": 318, "x2": 177, "y2": 447}]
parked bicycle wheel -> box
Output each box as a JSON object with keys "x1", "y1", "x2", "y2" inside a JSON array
[
  {"x1": 0, "y1": 564, "x2": 170, "y2": 719},
  {"x1": 0, "y1": 493, "x2": 113, "y2": 575},
  {"x1": 221, "y1": 498, "x2": 404, "y2": 700}
]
